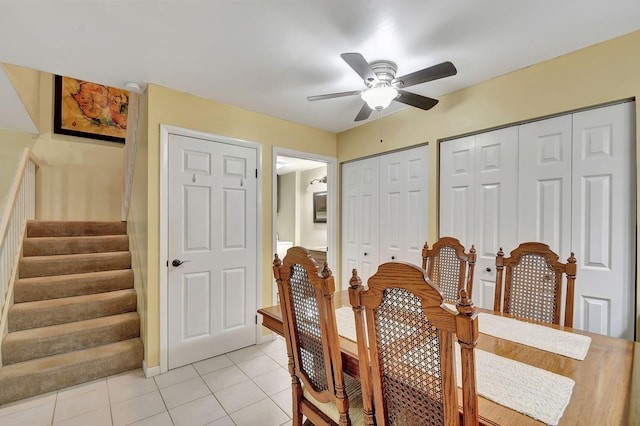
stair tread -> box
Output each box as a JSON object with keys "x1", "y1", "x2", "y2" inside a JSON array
[
  {"x1": 0, "y1": 338, "x2": 142, "y2": 373},
  {"x1": 23, "y1": 235, "x2": 129, "y2": 255},
  {"x1": 20, "y1": 251, "x2": 131, "y2": 261},
  {"x1": 0, "y1": 339, "x2": 143, "y2": 404},
  {"x1": 4, "y1": 312, "x2": 139, "y2": 342},
  {"x1": 26, "y1": 221, "x2": 127, "y2": 237},
  {"x1": 18, "y1": 252, "x2": 132, "y2": 279},
  {"x1": 10, "y1": 289, "x2": 137, "y2": 311},
  {"x1": 14, "y1": 269, "x2": 134, "y2": 303},
  {"x1": 16, "y1": 269, "x2": 132, "y2": 285}
]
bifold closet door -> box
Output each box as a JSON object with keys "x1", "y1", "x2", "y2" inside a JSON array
[
  {"x1": 439, "y1": 128, "x2": 518, "y2": 309},
  {"x1": 441, "y1": 102, "x2": 635, "y2": 338},
  {"x1": 379, "y1": 147, "x2": 429, "y2": 265},
  {"x1": 342, "y1": 145, "x2": 428, "y2": 288},
  {"x1": 570, "y1": 103, "x2": 635, "y2": 339},
  {"x1": 342, "y1": 157, "x2": 379, "y2": 287}
]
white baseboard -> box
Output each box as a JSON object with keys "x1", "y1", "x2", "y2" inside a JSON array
[{"x1": 143, "y1": 360, "x2": 161, "y2": 378}]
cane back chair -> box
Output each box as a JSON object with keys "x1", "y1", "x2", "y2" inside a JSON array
[
  {"x1": 493, "y1": 242, "x2": 577, "y2": 327},
  {"x1": 348, "y1": 263, "x2": 479, "y2": 426},
  {"x1": 422, "y1": 237, "x2": 477, "y2": 303},
  {"x1": 273, "y1": 247, "x2": 365, "y2": 425}
]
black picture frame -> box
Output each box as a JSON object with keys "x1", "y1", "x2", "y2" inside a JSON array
[
  {"x1": 53, "y1": 75, "x2": 127, "y2": 143},
  {"x1": 313, "y1": 191, "x2": 327, "y2": 223}
]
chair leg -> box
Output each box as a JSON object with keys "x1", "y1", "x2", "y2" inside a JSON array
[{"x1": 291, "y1": 378, "x2": 304, "y2": 426}]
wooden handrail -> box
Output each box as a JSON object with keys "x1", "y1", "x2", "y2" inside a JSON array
[{"x1": 0, "y1": 147, "x2": 40, "y2": 244}]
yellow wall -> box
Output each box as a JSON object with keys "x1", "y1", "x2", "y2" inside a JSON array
[
  {"x1": 140, "y1": 84, "x2": 337, "y2": 367},
  {"x1": 0, "y1": 129, "x2": 35, "y2": 210},
  {"x1": 337, "y1": 30, "x2": 640, "y2": 338},
  {"x1": 2, "y1": 63, "x2": 41, "y2": 131}
]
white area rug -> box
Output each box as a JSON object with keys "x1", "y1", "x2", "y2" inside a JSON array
[{"x1": 477, "y1": 313, "x2": 591, "y2": 360}]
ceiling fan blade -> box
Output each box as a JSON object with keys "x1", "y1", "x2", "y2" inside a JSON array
[
  {"x1": 307, "y1": 90, "x2": 362, "y2": 101},
  {"x1": 354, "y1": 103, "x2": 373, "y2": 121},
  {"x1": 392, "y1": 61, "x2": 457, "y2": 88},
  {"x1": 341, "y1": 53, "x2": 379, "y2": 85},
  {"x1": 395, "y1": 90, "x2": 439, "y2": 110}
]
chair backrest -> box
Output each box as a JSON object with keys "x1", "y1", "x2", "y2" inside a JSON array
[
  {"x1": 493, "y1": 242, "x2": 577, "y2": 327},
  {"x1": 349, "y1": 263, "x2": 479, "y2": 426},
  {"x1": 273, "y1": 246, "x2": 352, "y2": 424},
  {"x1": 422, "y1": 237, "x2": 477, "y2": 303}
]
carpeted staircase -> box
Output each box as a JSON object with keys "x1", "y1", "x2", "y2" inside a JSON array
[{"x1": 0, "y1": 220, "x2": 143, "y2": 405}]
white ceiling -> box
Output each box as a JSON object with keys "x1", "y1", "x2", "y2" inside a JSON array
[{"x1": 1, "y1": 1, "x2": 640, "y2": 135}]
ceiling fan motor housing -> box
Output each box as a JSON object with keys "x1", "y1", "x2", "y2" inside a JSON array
[{"x1": 368, "y1": 60, "x2": 397, "y2": 87}]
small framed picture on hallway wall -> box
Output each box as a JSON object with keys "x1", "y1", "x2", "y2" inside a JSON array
[
  {"x1": 53, "y1": 75, "x2": 128, "y2": 143},
  {"x1": 313, "y1": 191, "x2": 327, "y2": 223}
]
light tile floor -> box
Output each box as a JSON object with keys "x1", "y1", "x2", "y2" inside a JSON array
[{"x1": 0, "y1": 337, "x2": 293, "y2": 426}]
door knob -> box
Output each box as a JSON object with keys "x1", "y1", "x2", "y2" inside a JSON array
[
  {"x1": 391, "y1": 256, "x2": 396, "y2": 260},
  {"x1": 172, "y1": 259, "x2": 190, "y2": 267},
  {"x1": 485, "y1": 267, "x2": 492, "y2": 273},
  {"x1": 363, "y1": 252, "x2": 368, "y2": 256}
]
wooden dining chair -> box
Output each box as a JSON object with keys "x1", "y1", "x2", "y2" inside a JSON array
[
  {"x1": 349, "y1": 263, "x2": 479, "y2": 426},
  {"x1": 422, "y1": 237, "x2": 477, "y2": 303},
  {"x1": 273, "y1": 247, "x2": 366, "y2": 426},
  {"x1": 493, "y1": 242, "x2": 577, "y2": 327}
]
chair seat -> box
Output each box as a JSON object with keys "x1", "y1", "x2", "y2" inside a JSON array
[{"x1": 303, "y1": 374, "x2": 365, "y2": 425}]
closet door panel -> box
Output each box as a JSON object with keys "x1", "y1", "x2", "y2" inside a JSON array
[
  {"x1": 341, "y1": 157, "x2": 379, "y2": 287},
  {"x1": 571, "y1": 102, "x2": 635, "y2": 339},
  {"x1": 439, "y1": 136, "x2": 475, "y2": 244},
  {"x1": 380, "y1": 146, "x2": 428, "y2": 264},
  {"x1": 473, "y1": 128, "x2": 518, "y2": 309},
  {"x1": 518, "y1": 116, "x2": 572, "y2": 256}
]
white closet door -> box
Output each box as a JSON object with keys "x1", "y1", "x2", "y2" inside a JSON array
[
  {"x1": 440, "y1": 135, "x2": 475, "y2": 244},
  {"x1": 341, "y1": 157, "x2": 379, "y2": 287},
  {"x1": 517, "y1": 116, "x2": 573, "y2": 322},
  {"x1": 571, "y1": 102, "x2": 635, "y2": 339},
  {"x1": 439, "y1": 129, "x2": 518, "y2": 309},
  {"x1": 473, "y1": 128, "x2": 519, "y2": 309},
  {"x1": 518, "y1": 116, "x2": 573, "y2": 255},
  {"x1": 379, "y1": 146, "x2": 429, "y2": 264}
]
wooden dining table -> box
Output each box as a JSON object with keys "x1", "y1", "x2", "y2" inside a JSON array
[{"x1": 258, "y1": 290, "x2": 640, "y2": 425}]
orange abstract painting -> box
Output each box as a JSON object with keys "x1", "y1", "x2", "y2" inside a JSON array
[{"x1": 54, "y1": 75, "x2": 129, "y2": 143}]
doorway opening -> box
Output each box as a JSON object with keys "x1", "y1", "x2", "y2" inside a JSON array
[{"x1": 272, "y1": 148, "x2": 337, "y2": 304}]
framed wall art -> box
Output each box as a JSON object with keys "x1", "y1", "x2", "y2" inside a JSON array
[
  {"x1": 53, "y1": 75, "x2": 129, "y2": 143},
  {"x1": 313, "y1": 191, "x2": 327, "y2": 223}
]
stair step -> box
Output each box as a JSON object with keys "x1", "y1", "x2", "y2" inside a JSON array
[
  {"x1": 22, "y1": 235, "x2": 129, "y2": 257},
  {"x1": 19, "y1": 251, "x2": 131, "y2": 278},
  {"x1": 0, "y1": 338, "x2": 143, "y2": 405},
  {"x1": 8, "y1": 289, "x2": 137, "y2": 332},
  {"x1": 14, "y1": 269, "x2": 134, "y2": 303},
  {"x1": 2, "y1": 313, "x2": 140, "y2": 365},
  {"x1": 26, "y1": 220, "x2": 127, "y2": 238}
]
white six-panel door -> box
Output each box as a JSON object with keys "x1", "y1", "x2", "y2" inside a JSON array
[
  {"x1": 379, "y1": 147, "x2": 429, "y2": 264},
  {"x1": 167, "y1": 134, "x2": 257, "y2": 368}
]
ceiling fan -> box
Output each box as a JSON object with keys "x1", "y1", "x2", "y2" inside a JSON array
[{"x1": 307, "y1": 53, "x2": 457, "y2": 121}]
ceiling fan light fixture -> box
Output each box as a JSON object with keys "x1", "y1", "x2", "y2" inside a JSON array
[{"x1": 361, "y1": 86, "x2": 398, "y2": 110}]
